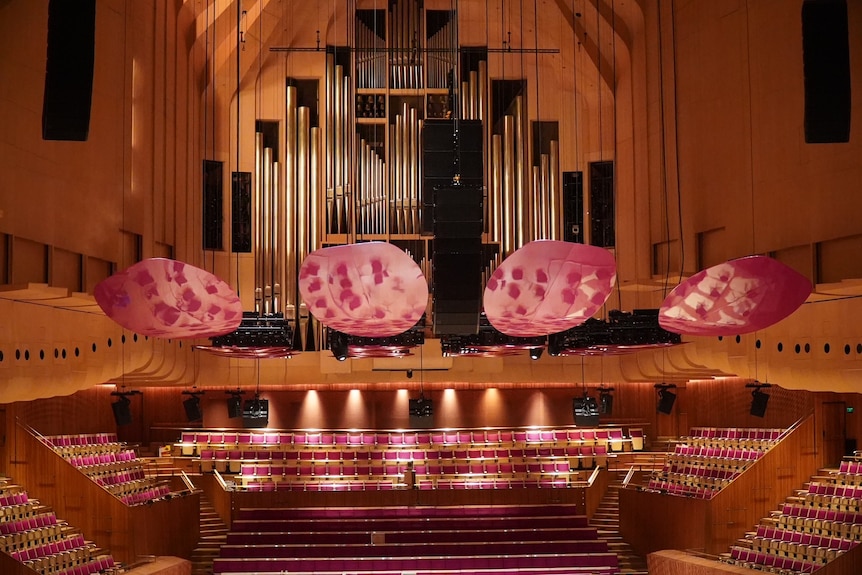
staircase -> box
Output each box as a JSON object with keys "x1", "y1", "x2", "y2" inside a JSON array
[
  {"x1": 190, "y1": 495, "x2": 228, "y2": 575},
  {"x1": 591, "y1": 472, "x2": 649, "y2": 575}
]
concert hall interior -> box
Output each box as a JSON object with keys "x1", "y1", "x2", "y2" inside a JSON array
[{"x1": 0, "y1": 1, "x2": 861, "y2": 575}]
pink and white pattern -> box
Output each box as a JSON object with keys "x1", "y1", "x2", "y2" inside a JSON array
[
  {"x1": 483, "y1": 240, "x2": 617, "y2": 337},
  {"x1": 94, "y1": 258, "x2": 242, "y2": 339},
  {"x1": 659, "y1": 255, "x2": 812, "y2": 336},
  {"x1": 299, "y1": 242, "x2": 428, "y2": 337},
  {"x1": 195, "y1": 345, "x2": 297, "y2": 359}
]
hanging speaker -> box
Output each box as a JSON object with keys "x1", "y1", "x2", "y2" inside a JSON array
[
  {"x1": 111, "y1": 397, "x2": 132, "y2": 426},
  {"x1": 657, "y1": 389, "x2": 677, "y2": 414},
  {"x1": 750, "y1": 389, "x2": 770, "y2": 417},
  {"x1": 802, "y1": 0, "x2": 851, "y2": 143},
  {"x1": 573, "y1": 396, "x2": 600, "y2": 426},
  {"x1": 42, "y1": 0, "x2": 96, "y2": 141},
  {"x1": 183, "y1": 396, "x2": 203, "y2": 422},
  {"x1": 227, "y1": 395, "x2": 243, "y2": 419}
]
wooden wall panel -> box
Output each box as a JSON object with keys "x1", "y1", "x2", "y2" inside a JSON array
[
  {"x1": 648, "y1": 547, "x2": 862, "y2": 575},
  {"x1": 8, "y1": 422, "x2": 199, "y2": 564},
  {"x1": 620, "y1": 415, "x2": 818, "y2": 556}
]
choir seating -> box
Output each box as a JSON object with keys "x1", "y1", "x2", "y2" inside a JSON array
[
  {"x1": 42, "y1": 433, "x2": 171, "y2": 506},
  {"x1": 719, "y1": 456, "x2": 862, "y2": 573},
  {"x1": 0, "y1": 476, "x2": 120, "y2": 575},
  {"x1": 645, "y1": 427, "x2": 785, "y2": 499},
  {"x1": 213, "y1": 504, "x2": 618, "y2": 575},
  {"x1": 181, "y1": 425, "x2": 636, "y2": 491}
]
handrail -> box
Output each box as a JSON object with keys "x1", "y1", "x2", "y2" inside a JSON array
[
  {"x1": 179, "y1": 470, "x2": 198, "y2": 493},
  {"x1": 213, "y1": 469, "x2": 227, "y2": 490},
  {"x1": 588, "y1": 466, "x2": 601, "y2": 486},
  {"x1": 622, "y1": 465, "x2": 636, "y2": 487}
]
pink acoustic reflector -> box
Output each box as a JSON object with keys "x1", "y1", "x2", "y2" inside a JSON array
[
  {"x1": 94, "y1": 258, "x2": 242, "y2": 339},
  {"x1": 659, "y1": 255, "x2": 812, "y2": 336},
  {"x1": 483, "y1": 240, "x2": 617, "y2": 337},
  {"x1": 299, "y1": 242, "x2": 428, "y2": 337},
  {"x1": 195, "y1": 346, "x2": 297, "y2": 359}
]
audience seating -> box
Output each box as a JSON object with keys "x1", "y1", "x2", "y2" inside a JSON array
[
  {"x1": 213, "y1": 504, "x2": 618, "y2": 575},
  {"x1": 0, "y1": 476, "x2": 119, "y2": 575},
  {"x1": 645, "y1": 427, "x2": 783, "y2": 499},
  {"x1": 181, "y1": 425, "x2": 634, "y2": 491},
  {"x1": 42, "y1": 433, "x2": 172, "y2": 507},
  {"x1": 719, "y1": 456, "x2": 862, "y2": 573}
]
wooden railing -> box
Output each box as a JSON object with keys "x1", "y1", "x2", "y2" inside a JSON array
[
  {"x1": 619, "y1": 415, "x2": 818, "y2": 556},
  {"x1": 9, "y1": 421, "x2": 200, "y2": 564}
]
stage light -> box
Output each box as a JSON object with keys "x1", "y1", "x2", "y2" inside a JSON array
[
  {"x1": 529, "y1": 347, "x2": 544, "y2": 360},
  {"x1": 329, "y1": 329, "x2": 349, "y2": 361}
]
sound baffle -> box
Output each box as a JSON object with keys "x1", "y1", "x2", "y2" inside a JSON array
[
  {"x1": 42, "y1": 0, "x2": 96, "y2": 141},
  {"x1": 802, "y1": 0, "x2": 851, "y2": 143}
]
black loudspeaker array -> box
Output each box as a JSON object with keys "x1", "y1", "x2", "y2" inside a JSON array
[
  {"x1": 657, "y1": 389, "x2": 677, "y2": 414},
  {"x1": 111, "y1": 398, "x2": 132, "y2": 427},
  {"x1": 42, "y1": 0, "x2": 96, "y2": 141},
  {"x1": 562, "y1": 171, "x2": 584, "y2": 243},
  {"x1": 424, "y1": 120, "x2": 485, "y2": 336},
  {"x1": 183, "y1": 397, "x2": 203, "y2": 422},
  {"x1": 802, "y1": 0, "x2": 851, "y2": 143},
  {"x1": 573, "y1": 396, "x2": 600, "y2": 427},
  {"x1": 750, "y1": 389, "x2": 770, "y2": 418},
  {"x1": 422, "y1": 120, "x2": 484, "y2": 234},
  {"x1": 203, "y1": 161, "x2": 224, "y2": 251}
]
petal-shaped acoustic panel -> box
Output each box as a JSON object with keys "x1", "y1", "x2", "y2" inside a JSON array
[
  {"x1": 194, "y1": 346, "x2": 297, "y2": 359},
  {"x1": 299, "y1": 242, "x2": 428, "y2": 337},
  {"x1": 659, "y1": 255, "x2": 812, "y2": 336},
  {"x1": 483, "y1": 240, "x2": 617, "y2": 337},
  {"x1": 94, "y1": 258, "x2": 242, "y2": 339}
]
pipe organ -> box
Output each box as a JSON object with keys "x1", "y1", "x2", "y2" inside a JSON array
[
  {"x1": 250, "y1": 2, "x2": 576, "y2": 339},
  {"x1": 253, "y1": 85, "x2": 320, "y2": 335}
]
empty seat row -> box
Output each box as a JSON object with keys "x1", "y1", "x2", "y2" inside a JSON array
[
  {"x1": 721, "y1": 545, "x2": 818, "y2": 573},
  {"x1": 43, "y1": 433, "x2": 119, "y2": 448},
  {"x1": 179, "y1": 426, "x2": 640, "y2": 456},
  {"x1": 235, "y1": 503, "x2": 591, "y2": 521},
  {"x1": 64, "y1": 450, "x2": 136, "y2": 468},
  {"x1": 690, "y1": 427, "x2": 784, "y2": 441},
  {"x1": 237, "y1": 476, "x2": 576, "y2": 492},
  {"x1": 672, "y1": 444, "x2": 764, "y2": 461}
]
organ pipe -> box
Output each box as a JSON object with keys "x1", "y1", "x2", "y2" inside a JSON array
[
  {"x1": 549, "y1": 140, "x2": 560, "y2": 239},
  {"x1": 285, "y1": 86, "x2": 297, "y2": 310}
]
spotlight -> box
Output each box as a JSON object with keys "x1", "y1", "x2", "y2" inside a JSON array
[
  {"x1": 529, "y1": 347, "x2": 544, "y2": 360},
  {"x1": 655, "y1": 383, "x2": 677, "y2": 414},
  {"x1": 181, "y1": 390, "x2": 205, "y2": 422},
  {"x1": 225, "y1": 389, "x2": 245, "y2": 418},
  {"x1": 406, "y1": 369, "x2": 414, "y2": 379},
  {"x1": 747, "y1": 382, "x2": 772, "y2": 417},
  {"x1": 329, "y1": 329, "x2": 349, "y2": 361}
]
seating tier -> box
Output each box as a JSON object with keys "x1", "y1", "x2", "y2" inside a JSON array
[{"x1": 213, "y1": 504, "x2": 617, "y2": 575}]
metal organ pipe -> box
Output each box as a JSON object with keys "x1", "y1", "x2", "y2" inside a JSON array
[{"x1": 549, "y1": 139, "x2": 560, "y2": 239}]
